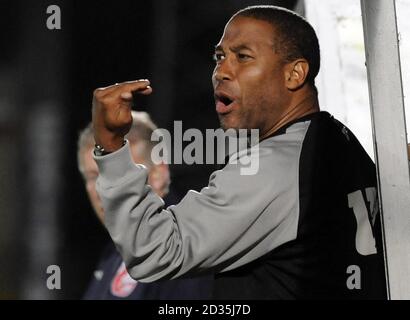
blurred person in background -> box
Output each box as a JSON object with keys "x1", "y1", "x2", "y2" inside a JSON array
[{"x1": 77, "y1": 111, "x2": 211, "y2": 299}]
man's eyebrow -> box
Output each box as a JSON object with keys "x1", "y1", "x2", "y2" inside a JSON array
[
  {"x1": 230, "y1": 44, "x2": 254, "y2": 52},
  {"x1": 214, "y1": 44, "x2": 255, "y2": 52},
  {"x1": 214, "y1": 44, "x2": 223, "y2": 51}
]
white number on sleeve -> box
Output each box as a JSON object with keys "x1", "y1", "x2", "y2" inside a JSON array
[{"x1": 347, "y1": 188, "x2": 378, "y2": 256}]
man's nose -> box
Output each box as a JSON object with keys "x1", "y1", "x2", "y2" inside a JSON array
[{"x1": 213, "y1": 59, "x2": 233, "y2": 83}]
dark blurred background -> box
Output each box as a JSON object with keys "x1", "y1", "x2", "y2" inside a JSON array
[{"x1": 0, "y1": 0, "x2": 299, "y2": 299}]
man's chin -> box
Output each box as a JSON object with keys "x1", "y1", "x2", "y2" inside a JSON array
[{"x1": 218, "y1": 115, "x2": 240, "y2": 131}]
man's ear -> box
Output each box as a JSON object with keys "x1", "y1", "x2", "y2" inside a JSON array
[
  {"x1": 148, "y1": 163, "x2": 170, "y2": 198},
  {"x1": 284, "y1": 59, "x2": 309, "y2": 91}
]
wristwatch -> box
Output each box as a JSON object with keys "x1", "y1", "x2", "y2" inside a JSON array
[{"x1": 94, "y1": 140, "x2": 126, "y2": 156}]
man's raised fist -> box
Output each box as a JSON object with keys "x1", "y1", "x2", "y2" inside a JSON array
[{"x1": 92, "y1": 79, "x2": 152, "y2": 152}]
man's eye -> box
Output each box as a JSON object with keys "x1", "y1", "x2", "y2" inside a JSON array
[
  {"x1": 237, "y1": 53, "x2": 251, "y2": 61},
  {"x1": 213, "y1": 53, "x2": 225, "y2": 62}
]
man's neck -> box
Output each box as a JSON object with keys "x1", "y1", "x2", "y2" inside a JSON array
[{"x1": 260, "y1": 94, "x2": 320, "y2": 140}]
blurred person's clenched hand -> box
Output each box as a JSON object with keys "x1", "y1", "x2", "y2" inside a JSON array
[{"x1": 92, "y1": 80, "x2": 152, "y2": 152}]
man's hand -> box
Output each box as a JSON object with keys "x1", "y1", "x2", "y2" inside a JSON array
[{"x1": 92, "y1": 79, "x2": 153, "y2": 152}]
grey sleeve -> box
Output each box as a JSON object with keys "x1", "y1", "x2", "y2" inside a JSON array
[{"x1": 95, "y1": 135, "x2": 303, "y2": 282}]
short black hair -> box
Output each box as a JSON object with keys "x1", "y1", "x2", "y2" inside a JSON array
[{"x1": 233, "y1": 5, "x2": 320, "y2": 90}]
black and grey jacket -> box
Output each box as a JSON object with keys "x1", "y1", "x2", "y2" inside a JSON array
[{"x1": 95, "y1": 111, "x2": 386, "y2": 299}]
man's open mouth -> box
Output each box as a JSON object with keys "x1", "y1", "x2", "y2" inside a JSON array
[
  {"x1": 215, "y1": 92, "x2": 235, "y2": 114},
  {"x1": 218, "y1": 95, "x2": 233, "y2": 106}
]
